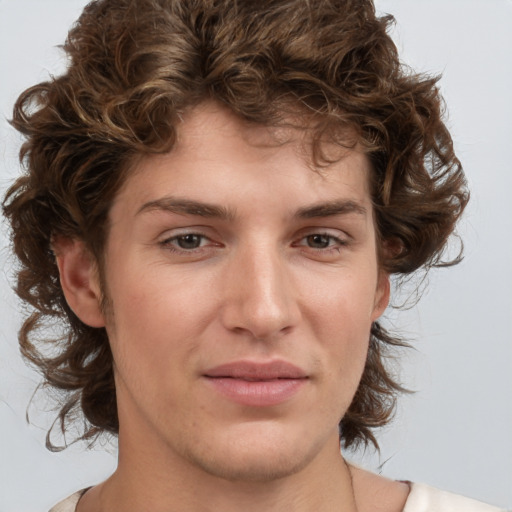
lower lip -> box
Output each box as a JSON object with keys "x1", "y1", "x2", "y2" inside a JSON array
[{"x1": 204, "y1": 377, "x2": 307, "y2": 407}]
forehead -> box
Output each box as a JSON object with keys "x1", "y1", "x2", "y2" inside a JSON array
[
  {"x1": 112, "y1": 101, "x2": 373, "y2": 220},
  {"x1": 172, "y1": 102, "x2": 364, "y2": 170}
]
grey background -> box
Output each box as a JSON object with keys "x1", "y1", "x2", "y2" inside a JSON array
[{"x1": 0, "y1": 0, "x2": 511, "y2": 510}]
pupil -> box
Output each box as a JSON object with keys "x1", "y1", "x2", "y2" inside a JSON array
[
  {"x1": 308, "y1": 234, "x2": 329, "y2": 248},
  {"x1": 178, "y1": 234, "x2": 201, "y2": 249}
]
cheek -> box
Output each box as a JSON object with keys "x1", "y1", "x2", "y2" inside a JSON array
[
  {"x1": 108, "y1": 255, "x2": 213, "y2": 330},
  {"x1": 104, "y1": 258, "x2": 225, "y2": 386},
  {"x1": 303, "y1": 268, "x2": 378, "y2": 335},
  {"x1": 301, "y1": 271, "x2": 376, "y2": 381}
]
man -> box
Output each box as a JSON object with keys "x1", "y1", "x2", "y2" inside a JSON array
[{"x1": 2, "y1": 0, "x2": 504, "y2": 511}]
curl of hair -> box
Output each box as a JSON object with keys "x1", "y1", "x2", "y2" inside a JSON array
[{"x1": 3, "y1": 0, "x2": 468, "y2": 450}]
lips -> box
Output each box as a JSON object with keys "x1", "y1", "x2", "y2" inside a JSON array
[
  {"x1": 203, "y1": 360, "x2": 308, "y2": 407},
  {"x1": 204, "y1": 360, "x2": 307, "y2": 380}
]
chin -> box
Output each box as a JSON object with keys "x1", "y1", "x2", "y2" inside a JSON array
[
  {"x1": 177, "y1": 422, "x2": 329, "y2": 484},
  {"x1": 191, "y1": 448, "x2": 313, "y2": 484}
]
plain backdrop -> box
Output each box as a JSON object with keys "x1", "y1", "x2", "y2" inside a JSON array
[{"x1": 0, "y1": 1, "x2": 511, "y2": 510}]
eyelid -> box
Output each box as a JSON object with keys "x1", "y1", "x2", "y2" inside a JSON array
[
  {"x1": 295, "y1": 226, "x2": 350, "y2": 242},
  {"x1": 295, "y1": 233, "x2": 348, "y2": 246},
  {"x1": 157, "y1": 225, "x2": 212, "y2": 242},
  {"x1": 156, "y1": 226, "x2": 350, "y2": 255},
  {"x1": 158, "y1": 228, "x2": 220, "y2": 254},
  {"x1": 164, "y1": 233, "x2": 208, "y2": 247},
  {"x1": 290, "y1": 229, "x2": 352, "y2": 260}
]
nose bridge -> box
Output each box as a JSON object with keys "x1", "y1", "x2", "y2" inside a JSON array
[{"x1": 222, "y1": 239, "x2": 297, "y2": 339}]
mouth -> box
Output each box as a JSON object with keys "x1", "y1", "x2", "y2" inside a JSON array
[{"x1": 203, "y1": 360, "x2": 308, "y2": 407}]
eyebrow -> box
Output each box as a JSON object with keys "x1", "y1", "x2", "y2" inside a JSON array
[
  {"x1": 137, "y1": 197, "x2": 367, "y2": 221},
  {"x1": 295, "y1": 200, "x2": 368, "y2": 219},
  {"x1": 137, "y1": 197, "x2": 235, "y2": 220}
]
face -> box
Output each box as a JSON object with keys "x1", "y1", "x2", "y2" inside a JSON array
[{"x1": 72, "y1": 102, "x2": 389, "y2": 483}]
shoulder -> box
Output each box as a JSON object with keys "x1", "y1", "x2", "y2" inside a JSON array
[
  {"x1": 349, "y1": 464, "x2": 506, "y2": 512},
  {"x1": 48, "y1": 489, "x2": 86, "y2": 512},
  {"x1": 403, "y1": 483, "x2": 507, "y2": 512}
]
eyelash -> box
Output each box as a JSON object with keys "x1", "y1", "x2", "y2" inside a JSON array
[
  {"x1": 159, "y1": 232, "x2": 348, "y2": 256},
  {"x1": 160, "y1": 233, "x2": 212, "y2": 253},
  {"x1": 294, "y1": 233, "x2": 347, "y2": 251}
]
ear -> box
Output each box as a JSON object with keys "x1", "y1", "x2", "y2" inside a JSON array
[
  {"x1": 53, "y1": 237, "x2": 106, "y2": 328},
  {"x1": 371, "y1": 271, "x2": 390, "y2": 322}
]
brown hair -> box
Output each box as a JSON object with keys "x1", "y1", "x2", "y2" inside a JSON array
[{"x1": 2, "y1": 0, "x2": 468, "y2": 450}]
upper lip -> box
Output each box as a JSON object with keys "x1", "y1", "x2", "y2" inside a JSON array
[{"x1": 203, "y1": 360, "x2": 308, "y2": 380}]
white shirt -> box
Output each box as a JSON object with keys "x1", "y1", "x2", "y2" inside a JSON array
[{"x1": 49, "y1": 482, "x2": 507, "y2": 512}]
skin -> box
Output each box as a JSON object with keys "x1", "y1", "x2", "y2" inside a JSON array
[{"x1": 57, "y1": 102, "x2": 409, "y2": 512}]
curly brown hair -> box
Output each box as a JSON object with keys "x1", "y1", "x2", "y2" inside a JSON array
[{"x1": 2, "y1": 0, "x2": 468, "y2": 451}]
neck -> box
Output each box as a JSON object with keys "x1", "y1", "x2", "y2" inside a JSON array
[{"x1": 82, "y1": 434, "x2": 358, "y2": 512}]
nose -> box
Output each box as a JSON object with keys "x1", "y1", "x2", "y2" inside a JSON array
[{"x1": 220, "y1": 243, "x2": 300, "y2": 341}]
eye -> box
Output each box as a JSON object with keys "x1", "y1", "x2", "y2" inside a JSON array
[
  {"x1": 299, "y1": 233, "x2": 346, "y2": 249},
  {"x1": 305, "y1": 234, "x2": 336, "y2": 249},
  {"x1": 172, "y1": 234, "x2": 205, "y2": 250},
  {"x1": 292, "y1": 231, "x2": 349, "y2": 259},
  {"x1": 160, "y1": 233, "x2": 211, "y2": 252}
]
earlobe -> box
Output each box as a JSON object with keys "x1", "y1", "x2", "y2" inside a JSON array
[
  {"x1": 53, "y1": 238, "x2": 106, "y2": 328},
  {"x1": 371, "y1": 272, "x2": 390, "y2": 321}
]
